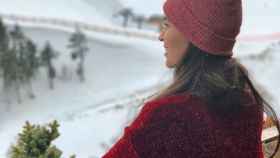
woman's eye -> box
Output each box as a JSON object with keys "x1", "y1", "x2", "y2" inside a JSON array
[{"x1": 161, "y1": 21, "x2": 169, "y2": 30}]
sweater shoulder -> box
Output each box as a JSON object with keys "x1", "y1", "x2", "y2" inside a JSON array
[
  {"x1": 128, "y1": 93, "x2": 207, "y2": 130},
  {"x1": 142, "y1": 93, "x2": 205, "y2": 113}
]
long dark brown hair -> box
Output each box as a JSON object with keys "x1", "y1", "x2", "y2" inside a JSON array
[{"x1": 151, "y1": 42, "x2": 280, "y2": 157}]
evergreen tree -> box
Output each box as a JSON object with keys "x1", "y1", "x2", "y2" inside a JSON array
[
  {"x1": 10, "y1": 24, "x2": 26, "y2": 53},
  {"x1": 0, "y1": 17, "x2": 9, "y2": 57},
  {"x1": 68, "y1": 27, "x2": 89, "y2": 82},
  {"x1": 8, "y1": 24, "x2": 28, "y2": 103},
  {"x1": 0, "y1": 18, "x2": 9, "y2": 78},
  {"x1": 0, "y1": 21, "x2": 24, "y2": 103},
  {"x1": 25, "y1": 39, "x2": 39, "y2": 78},
  {"x1": 0, "y1": 22, "x2": 23, "y2": 104},
  {"x1": 22, "y1": 39, "x2": 39, "y2": 98},
  {"x1": 0, "y1": 21, "x2": 39, "y2": 102},
  {"x1": 9, "y1": 120, "x2": 76, "y2": 158},
  {"x1": 1, "y1": 48, "x2": 19, "y2": 104},
  {"x1": 41, "y1": 41, "x2": 57, "y2": 89}
]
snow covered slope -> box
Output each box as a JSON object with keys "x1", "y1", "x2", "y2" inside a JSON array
[
  {"x1": 0, "y1": 1, "x2": 167, "y2": 157},
  {"x1": 0, "y1": 25, "x2": 169, "y2": 158}
]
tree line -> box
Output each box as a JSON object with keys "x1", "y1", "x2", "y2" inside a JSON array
[
  {"x1": 0, "y1": 18, "x2": 90, "y2": 104},
  {"x1": 114, "y1": 7, "x2": 165, "y2": 31}
]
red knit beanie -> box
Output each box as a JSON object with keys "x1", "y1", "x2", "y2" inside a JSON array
[{"x1": 163, "y1": 0, "x2": 242, "y2": 56}]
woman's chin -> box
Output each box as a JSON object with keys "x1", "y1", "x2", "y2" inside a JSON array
[{"x1": 165, "y1": 61, "x2": 175, "y2": 68}]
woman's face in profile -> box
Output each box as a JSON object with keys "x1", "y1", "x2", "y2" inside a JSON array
[{"x1": 158, "y1": 17, "x2": 189, "y2": 68}]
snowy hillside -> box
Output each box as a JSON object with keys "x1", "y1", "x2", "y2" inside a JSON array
[
  {"x1": 0, "y1": 1, "x2": 169, "y2": 157},
  {"x1": 0, "y1": 25, "x2": 169, "y2": 157}
]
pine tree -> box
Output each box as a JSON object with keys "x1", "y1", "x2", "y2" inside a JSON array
[
  {"x1": 10, "y1": 24, "x2": 27, "y2": 81},
  {"x1": 0, "y1": 17, "x2": 9, "y2": 56},
  {"x1": 0, "y1": 17, "x2": 8, "y2": 80},
  {"x1": 8, "y1": 24, "x2": 28, "y2": 103},
  {"x1": 22, "y1": 39, "x2": 39, "y2": 98},
  {"x1": 25, "y1": 39, "x2": 39, "y2": 78},
  {"x1": 68, "y1": 27, "x2": 89, "y2": 82},
  {"x1": 1, "y1": 21, "x2": 39, "y2": 103},
  {"x1": 0, "y1": 21, "x2": 22, "y2": 104},
  {"x1": 0, "y1": 17, "x2": 9, "y2": 78},
  {"x1": 1, "y1": 48, "x2": 19, "y2": 105},
  {"x1": 41, "y1": 41, "x2": 57, "y2": 89},
  {"x1": 8, "y1": 120, "x2": 76, "y2": 158}
]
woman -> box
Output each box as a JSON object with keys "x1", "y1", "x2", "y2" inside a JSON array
[{"x1": 102, "y1": 0, "x2": 280, "y2": 157}]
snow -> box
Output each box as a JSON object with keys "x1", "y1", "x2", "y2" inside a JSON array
[
  {"x1": 0, "y1": 2, "x2": 169, "y2": 157},
  {"x1": 0, "y1": 0, "x2": 118, "y2": 27},
  {"x1": 0, "y1": 0, "x2": 280, "y2": 158},
  {"x1": 0, "y1": 25, "x2": 170, "y2": 157},
  {"x1": 238, "y1": 41, "x2": 280, "y2": 113},
  {"x1": 241, "y1": 0, "x2": 280, "y2": 34}
]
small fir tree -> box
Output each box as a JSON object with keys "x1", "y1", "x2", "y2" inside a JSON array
[{"x1": 8, "y1": 120, "x2": 76, "y2": 158}]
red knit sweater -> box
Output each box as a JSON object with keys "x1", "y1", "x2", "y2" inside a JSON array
[{"x1": 102, "y1": 92, "x2": 264, "y2": 158}]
